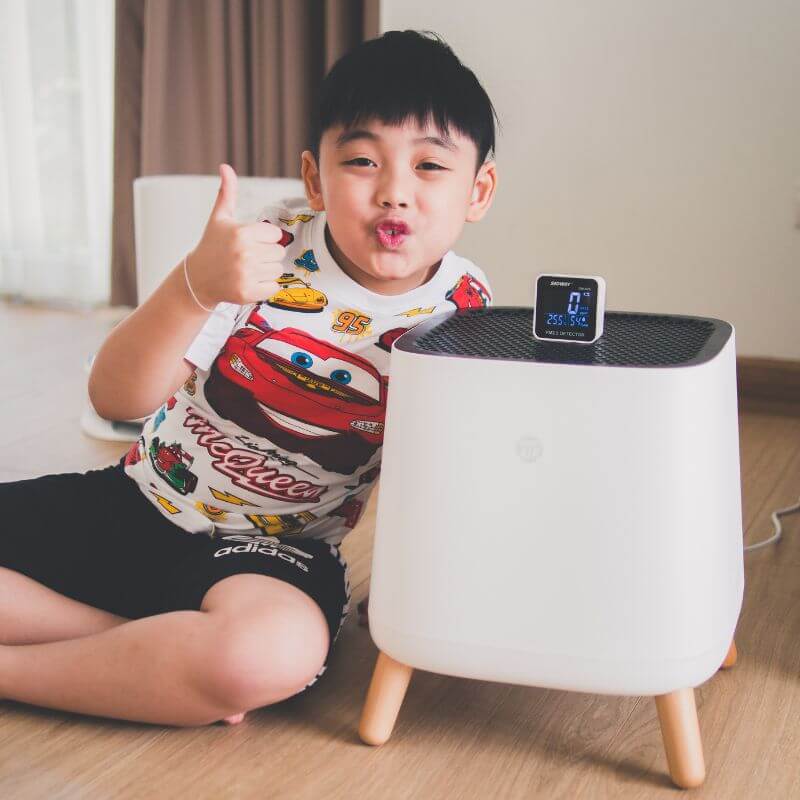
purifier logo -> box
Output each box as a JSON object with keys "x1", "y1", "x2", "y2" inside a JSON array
[{"x1": 515, "y1": 436, "x2": 543, "y2": 462}]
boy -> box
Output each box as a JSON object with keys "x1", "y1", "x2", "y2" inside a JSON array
[{"x1": 0, "y1": 30, "x2": 498, "y2": 727}]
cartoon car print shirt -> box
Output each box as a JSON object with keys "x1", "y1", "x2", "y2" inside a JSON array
[{"x1": 122, "y1": 197, "x2": 493, "y2": 546}]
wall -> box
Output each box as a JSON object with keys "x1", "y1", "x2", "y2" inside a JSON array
[{"x1": 380, "y1": 0, "x2": 800, "y2": 359}]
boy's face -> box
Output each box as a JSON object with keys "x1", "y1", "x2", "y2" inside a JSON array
[{"x1": 300, "y1": 118, "x2": 497, "y2": 295}]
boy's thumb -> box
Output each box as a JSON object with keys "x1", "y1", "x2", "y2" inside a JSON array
[{"x1": 212, "y1": 163, "x2": 237, "y2": 219}]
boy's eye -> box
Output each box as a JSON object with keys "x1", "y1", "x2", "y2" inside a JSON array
[{"x1": 343, "y1": 158, "x2": 445, "y2": 171}]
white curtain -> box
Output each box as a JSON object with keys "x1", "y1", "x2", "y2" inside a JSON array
[{"x1": 0, "y1": 0, "x2": 114, "y2": 307}]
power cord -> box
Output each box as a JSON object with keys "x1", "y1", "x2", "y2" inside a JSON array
[{"x1": 744, "y1": 496, "x2": 800, "y2": 552}]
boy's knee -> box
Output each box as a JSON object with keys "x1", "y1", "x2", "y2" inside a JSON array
[{"x1": 203, "y1": 605, "x2": 330, "y2": 710}]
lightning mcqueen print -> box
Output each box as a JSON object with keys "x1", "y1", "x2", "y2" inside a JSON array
[{"x1": 204, "y1": 308, "x2": 388, "y2": 475}]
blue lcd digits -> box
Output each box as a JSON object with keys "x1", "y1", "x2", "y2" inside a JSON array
[{"x1": 533, "y1": 274, "x2": 606, "y2": 344}]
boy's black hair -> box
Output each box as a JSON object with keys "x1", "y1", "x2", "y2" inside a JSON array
[{"x1": 309, "y1": 30, "x2": 501, "y2": 176}]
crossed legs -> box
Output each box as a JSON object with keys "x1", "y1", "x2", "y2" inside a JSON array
[{"x1": 0, "y1": 568, "x2": 329, "y2": 727}]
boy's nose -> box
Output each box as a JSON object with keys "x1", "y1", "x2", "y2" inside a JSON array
[{"x1": 377, "y1": 172, "x2": 410, "y2": 209}]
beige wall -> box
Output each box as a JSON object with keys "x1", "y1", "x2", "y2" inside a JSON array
[{"x1": 380, "y1": 0, "x2": 800, "y2": 359}]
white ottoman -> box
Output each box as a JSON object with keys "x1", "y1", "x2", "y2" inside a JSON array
[{"x1": 359, "y1": 307, "x2": 743, "y2": 790}]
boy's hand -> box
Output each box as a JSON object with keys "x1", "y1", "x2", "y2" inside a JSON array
[{"x1": 186, "y1": 163, "x2": 287, "y2": 308}]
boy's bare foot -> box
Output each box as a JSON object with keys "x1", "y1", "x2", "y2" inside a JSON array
[{"x1": 221, "y1": 712, "x2": 246, "y2": 725}]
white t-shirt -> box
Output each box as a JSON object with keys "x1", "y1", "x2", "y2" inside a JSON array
[{"x1": 122, "y1": 197, "x2": 493, "y2": 546}]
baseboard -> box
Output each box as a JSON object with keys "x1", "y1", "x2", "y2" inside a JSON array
[{"x1": 737, "y1": 356, "x2": 800, "y2": 417}]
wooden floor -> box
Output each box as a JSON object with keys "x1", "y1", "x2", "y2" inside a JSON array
[{"x1": 0, "y1": 300, "x2": 798, "y2": 799}]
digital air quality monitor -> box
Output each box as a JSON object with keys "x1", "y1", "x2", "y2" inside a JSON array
[{"x1": 533, "y1": 274, "x2": 606, "y2": 344}]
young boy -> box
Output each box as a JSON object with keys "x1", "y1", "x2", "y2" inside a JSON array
[{"x1": 0, "y1": 30, "x2": 498, "y2": 727}]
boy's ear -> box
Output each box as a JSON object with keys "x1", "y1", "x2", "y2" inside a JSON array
[
  {"x1": 465, "y1": 159, "x2": 497, "y2": 223},
  {"x1": 301, "y1": 151, "x2": 324, "y2": 212}
]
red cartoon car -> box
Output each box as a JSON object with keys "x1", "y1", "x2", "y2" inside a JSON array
[
  {"x1": 148, "y1": 437, "x2": 199, "y2": 495},
  {"x1": 446, "y1": 272, "x2": 492, "y2": 309},
  {"x1": 329, "y1": 494, "x2": 365, "y2": 529},
  {"x1": 260, "y1": 220, "x2": 294, "y2": 248},
  {"x1": 124, "y1": 437, "x2": 144, "y2": 468},
  {"x1": 203, "y1": 311, "x2": 388, "y2": 475},
  {"x1": 376, "y1": 326, "x2": 411, "y2": 353}
]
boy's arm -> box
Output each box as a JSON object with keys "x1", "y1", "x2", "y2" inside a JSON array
[
  {"x1": 89, "y1": 164, "x2": 287, "y2": 422},
  {"x1": 88, "y1": 258, "x2": 214, "y2": 421}
]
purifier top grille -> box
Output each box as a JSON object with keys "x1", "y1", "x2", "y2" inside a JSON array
[{"x1": 396, "y1": 307, "x2": 732, "y2": 367}]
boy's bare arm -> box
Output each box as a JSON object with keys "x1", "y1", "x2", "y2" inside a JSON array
[
  {"x1": 89, "y1": 163, "x2": 286, "y2": 422},
  {"x1": 88, "y1": 260, "x2": 211, "y2": 421}
]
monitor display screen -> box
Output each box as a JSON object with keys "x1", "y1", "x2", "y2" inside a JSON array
[{"x1": 534, "y1": 276, "x2": 600, "y2": 342}]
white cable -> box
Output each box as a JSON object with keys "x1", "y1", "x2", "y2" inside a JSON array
[{"x1": 744, "y1": 495, "x2": 800, "y2": 553}]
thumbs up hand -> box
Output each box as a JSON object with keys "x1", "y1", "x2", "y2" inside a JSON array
[{"x1": 185, "y1": 163, "x2": 287, "y2": 308}]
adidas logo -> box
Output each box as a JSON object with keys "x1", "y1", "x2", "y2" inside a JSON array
[
  {"x1": 213, "y1": 541, "x2": 310, "y2": 572},
  {"x1": 218, "y1": 533, "x2": 314, "y2": 560}
]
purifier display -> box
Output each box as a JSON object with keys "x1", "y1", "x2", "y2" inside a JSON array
[{"x1": 533, "y1": 273, "x2": 606, "y2": 343}]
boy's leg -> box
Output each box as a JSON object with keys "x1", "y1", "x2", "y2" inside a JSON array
[
  {"x1": 0, "y1": 468, "x2": 349, "y2": 727},
  {"x1": 0, "y1": 573, "x2": 330, "y2": 727},
  {"x1": 0, "y1": 566, "x2": 130, "y2": 645},
  {"x1": 0, "y1": 464, "x2": 149, "y2": 647},
  {"x1": 0, "y1": 567, "x2": 245, "y2": 725}
]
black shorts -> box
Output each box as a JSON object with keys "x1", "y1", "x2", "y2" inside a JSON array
[{"x1": 0, "y1": 459, "x2": 352, "y2": 695}]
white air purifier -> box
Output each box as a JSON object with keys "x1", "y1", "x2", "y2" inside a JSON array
[{"x1": 359, "y1": 306, "x2": 744, "y2": 790}]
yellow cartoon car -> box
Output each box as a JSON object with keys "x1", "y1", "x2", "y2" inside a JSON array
[
  {"x1": 245, "y1": 511, "x2": 317, "y2": 536},
  {"x1": 266, "y1": 274, "x2": 327, "y2": 313}
]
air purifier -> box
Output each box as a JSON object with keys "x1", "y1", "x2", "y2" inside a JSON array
[{"x1": 359, "y1": 306, "x2": 743, "y2": 790}]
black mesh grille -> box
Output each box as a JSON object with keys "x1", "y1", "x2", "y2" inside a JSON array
[{"x1": 398, "y1": 307, "x2": 729, "y2": 367}]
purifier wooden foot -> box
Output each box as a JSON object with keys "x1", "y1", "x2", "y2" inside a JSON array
[
  {"x1": 358, "y1": 650, "x2": 414, "y2": 745},
  {"x1": 654, "y1": 688, "x2": 706, "y2": 789},
  {"x1": 719, "y1": 639, "x2": 737, "y2": 669}
]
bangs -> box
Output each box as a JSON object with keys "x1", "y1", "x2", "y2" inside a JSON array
[{"x1": 310, "y1": 30, "x2": 500, "y2": 174}]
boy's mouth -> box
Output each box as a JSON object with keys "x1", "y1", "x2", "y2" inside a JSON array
[{"x1": 375, "y1": 219, "x2": 410, "y2": 249}]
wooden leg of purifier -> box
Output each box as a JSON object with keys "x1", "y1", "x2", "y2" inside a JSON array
[
  {"x1": 359, "y1": 650, "x2": 414, "y2": 745},
  {"x1": 719, "y1": 639, "x2": 737, "y2": 670},
  {"x1": 654, "y1": 688, "x2": 706, "y2": 789}
]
